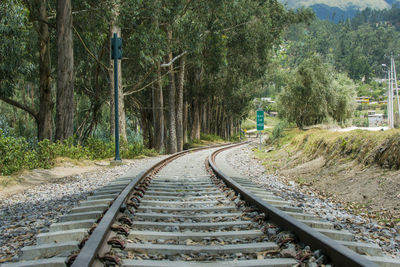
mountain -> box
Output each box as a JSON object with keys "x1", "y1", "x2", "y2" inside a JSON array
[{"x1": 279, "y1": 0, "x2": 400, "y2": 21}]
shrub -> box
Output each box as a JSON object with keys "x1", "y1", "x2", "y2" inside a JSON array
[
  {"x1": 200, "y1": 133, "x2": 223, "y2": 142},
  {"x1": 271, "y1": 120, "x2": 288, "y2": 141},
  {"x1": 85, "y1": 137, "x2": 114, "y2": 159},
  {"x1": 0, "y1": 132, "x2": 149, "y2": 175},
  {"x1": 0, "y1": 133, "x2": 30, "y2": 175},
  {"x1": 36, "y1": 139, "x2": 56, "y2": 169},
  {"x1": 352, "y1": 117, "x2": 369, "y2": 127},
  {"x1": 121, "y1": 140, "x2": 144, "y2": 158}
]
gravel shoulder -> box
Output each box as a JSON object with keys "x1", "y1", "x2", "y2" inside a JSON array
[
  {"x1": 0, "y1": 155, "x2": 167, "y2": 263},
  {"x1": 219, "y1": 142, "x2": 400, "y2": 259}
]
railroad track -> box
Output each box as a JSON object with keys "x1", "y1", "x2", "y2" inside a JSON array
[{"x1": 3, "y1": 143, "x2": 400, "y2": 267}]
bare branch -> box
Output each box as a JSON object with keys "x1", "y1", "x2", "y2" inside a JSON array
[
  {"x1": 72, "y1": 25, "x2": 110, "y2": 71},
  {"x1": 124, "y1": 78, "x2": 158, "y2": 96},
  {"x1": 161, "y1": 51, "x2": 187, "y2": 68},
  {"x1": 0, "y1": 96, "x2": 38, "y2": 122},
  {"x1": 124, "y1": 65, "x2": 181, "y2": 96}
]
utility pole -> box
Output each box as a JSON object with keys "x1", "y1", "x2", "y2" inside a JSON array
[
  {"x1": 392, "y1": 56, "x2": 400, "y2": 125},
  {"x1": 388, "y1": 63, "x2": 393, "y2": 128},
  {"x1": 383, "y1": 54, "x2": 400, "y2": 128}
]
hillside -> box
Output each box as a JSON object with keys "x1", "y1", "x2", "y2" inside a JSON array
[
  {"x1": 279, "y1": 0, "x2": 391, "y2": 10},
  {"x1": 279, "y1": 0, "x2": 399, "y2": 21}
]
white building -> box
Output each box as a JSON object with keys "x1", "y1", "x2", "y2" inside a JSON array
[{"x1": 368, "y1": 111, "x2": 384, "y2": 126}]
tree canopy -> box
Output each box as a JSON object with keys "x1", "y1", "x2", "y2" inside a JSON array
[{"x1": 0, "y1": 0, "x2": 312, "y2": 151}]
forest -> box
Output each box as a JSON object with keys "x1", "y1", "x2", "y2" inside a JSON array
[
  {"x1": 262, "y1": 5, "x2": 400, "y2": 128},
  {"x1": 0, "y1": 0, "x2": 312, "y2": 163},
  {"x1": 1, "y1": 0, "x2": 400, "y2": 174}
]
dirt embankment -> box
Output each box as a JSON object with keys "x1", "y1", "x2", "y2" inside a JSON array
[
  {"x1": 0, "y1": 157, "x2": 121, "y2": 199},
  {"x1": 258, "y1": 129, "x2": 400, "y2": 225}
]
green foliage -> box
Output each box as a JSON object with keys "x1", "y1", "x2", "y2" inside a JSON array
[
  {"x1": 0, "y1": 132, "x2": 148, "y2": 175},
  {"x1": 290, "y1": 128, "x2": 400, "y2": 169},
  {"x1": 0, "y1": 0, "x2": 318, "y2": 151},
  {"x1": 278, "y1": 55, "x2": 333, "y2": 128},
  {"x1": 278, "y1": 55, "x2": 356, "y2": 128},
  {"x1": 200, "y1": 133, "x2": 223, "y2": 142},
  {"x1": 330, "y1": 73, "x2": 357, "y2": 124},
  {"x1": 284, "y1": 7, "x2": 400, "y2": 82},
  {"x1": 242, "y1": 119, "x2": 256, "y2": 130},
  {"x1": 120, "y1": 139, "x2": 144, "y2": 159},
  {"x1": 0, "y1": 132, "x2": 34, "y2": 175},
  {"x1": 352, "y1": 117, "x2": 370, "y2": 127},
  {"x1": 272, "y1": 120, "x2": 289, "y2": 141},
  {"x1": 0, "y1": 0, "x2": 32, "y2": 96}
]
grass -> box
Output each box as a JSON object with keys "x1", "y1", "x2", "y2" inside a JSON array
[
  {"x1": 188, "y1": 133, "x2": 226, "y2": 148},
  {"x1": 265, "y1": 116, "x2": 280, "y2": 127},
  {"x1": 241, "y1": 118, "x2": 256, "y2": 130},
  {"x1": 0, "y1": 175, "x2": 23, "y2": 187},
  {"x1": 254, "y1": 126, "x2": 400, "y2": 225},
  {"x1": 259, "y1": 127, "x2": 400, "y2": 170},
  {"x1": 242, "y1": 116, "x2": 280, "y2": 132}
]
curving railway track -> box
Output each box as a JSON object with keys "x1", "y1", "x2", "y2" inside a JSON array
[{"x1": 3, "y1": 143, "x2": 400, "y2": 267}]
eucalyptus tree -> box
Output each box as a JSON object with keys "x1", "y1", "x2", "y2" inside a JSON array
[
  {"x1": 72, "y1": 0, "x2": 113, "y2": 142},
  {"x1": 278, "y1": 55, "x2": 334, "y2": 129},
  {"x1": 330, "y1": 73, "x2": 357, "y2": 124},
  {"x1": 190, "y1": 0, "x2": 313, "y2": 137},
  {"x1": 0, "y1": 0, "x2": 54, "y2": 141},
  {"x1": 119, "y1": 0, "x2": 167, "y2": 151},
  {"x1": 55, "y1": 0, "x2": 74, "y2": 141},
  {"x1": 117, "y1": 0, "x2": 313, "y2": 151},
  {"x1": 109, "y1": 0, "x2": 127, "y2": 142}
]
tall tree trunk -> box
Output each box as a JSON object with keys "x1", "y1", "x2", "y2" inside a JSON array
[
  {"x1": 191, "y1": 98, "x2": 200, "y2": 140},
  {"x1": 176, "y1": 54, "x2": 186, "y2": 152},
  {"x1": 152, "y1": 62, "x2": 164, "y2": 152},
  {"x1": 183, "y1": 98, "x2": 188, "y2": 144},
  {"x1": 38, "y1": 0, "x2": 53, "y2": 141},
  {"x1": 55, "y1": 0, "x2": 74, "y2": 141},
  {"x1": 229, "y1": 116, "x2": 234, "y2": 138},
  {"x1": 109, "y1": 1, "x2": 127, "y2": 142},
  {"x1": 218, "y1": 104, "x2": 224, "y2": 137},
  {"x1": 201, "y1": 101, "x2": 207, "y2": 133},
  {"x1": 140, "y1": 111, "x2": 149, "y2": 148},
  {"x1": 166, "y1": 30, "x2": 177, "y2": 154},
  {"x1": 211, "y1": 100, "x2": 218, "y2": 134}
]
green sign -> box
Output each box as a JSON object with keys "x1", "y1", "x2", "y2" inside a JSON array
[{"x1": 256, "y1": 110, "x2": 264, "y2": 131}]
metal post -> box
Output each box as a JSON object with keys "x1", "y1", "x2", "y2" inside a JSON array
[
  {"x1": 387, "y1": 68, "x2": 392, "y2": 128},
  {"x1": 113, "y1": 33, "x2": 121, "y2": 161},
  {"x1": 393, "y1": 57, "x2": 400, "y2": 124},
  {"x1": 259, "y1": 131, "x2": 262, "y2": 151},
  {"x1": 239, "y1": 120, "x2": 242, "y2": 141},
  {"x1": 390, "y1": 58, "x2": 395, "y2": 128}
]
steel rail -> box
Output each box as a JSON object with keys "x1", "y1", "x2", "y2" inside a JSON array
[
  {"x1": 71, "y1": 142, "x2": 234, "y2": 267},
  {"x1": 208, "y1": 143, "x2": 379, "y2": 267}
]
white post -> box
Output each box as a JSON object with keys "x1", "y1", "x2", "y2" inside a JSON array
[
  {"x1": 393, "y1": 57, "x2": 400, "y2": 124},
  {"x1": 391, "y1": 57, "x2": 395, "y2": 128},
  {"x1": 388, "y1": 68, "x2": 392, "y2": 128}
]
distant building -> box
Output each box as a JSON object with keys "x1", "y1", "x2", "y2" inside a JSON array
[
  {"x1": 356, "y1": 96, "x2": 370, "y2": 104},
  {"x1": 368, "y1": 111, "x2": 384, "y2": 126},
  {"x1": 269, "y1": 112, "x2": 278, "y2": 117},
  {"x1": 261, "y1": 97, "x2": 276, "y2": 104}
]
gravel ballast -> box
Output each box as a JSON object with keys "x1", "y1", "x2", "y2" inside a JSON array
[
  {"x1": 0, "y1": 156, "x2": 167, "y2": 263},
  {"x1": 223, "y1": 143, "x2": 400, "y2": 259}
]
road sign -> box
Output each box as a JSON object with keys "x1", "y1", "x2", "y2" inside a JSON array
[{"x1": 256, "y1": 110, "x2": 264, "y2": 131}]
